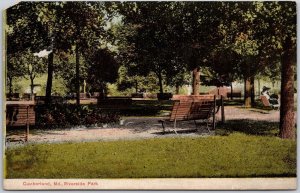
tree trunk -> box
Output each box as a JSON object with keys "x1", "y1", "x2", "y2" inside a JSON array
[
  {"x1": 280, "y1": 36, "x2": 295, "y2": 139},
  {"x1": 230, "y1": 82, "x2": 233, "y2": 100},
  {"x1": 45, "y1": 51, "x2": 54, "y2": 105},
  {"x1": 104, "y1": 84, "x2": 108, "y2": 97},
  {"x1": 192, "y1": 67, "x2": 200, "y2": 95},
  {"x1": 99, "y1": 83, "x2": 105, "y2": 100},
  {"x1": 135, "y1": 79, "x2": 138, "y2": 93},
  {"x1": 75, "y1": 44, "x2": 80, "y2": 106},
  {"x1": 250, "y1": 76, "x2": 255, "y2": 106},
  {"x1": 244, "y1": 77, "x2": 251, "y2": 107},
  {"x1": 258, "y1": 78, "x2": 261, "y2": 96},
  {"x1": 30, "y1": 77, "x2": 34, "y2": 100},
  {"x1": 175, "y1": 83, "x2": 180, "y2": 94},
  {"x1": 83, "y1": 79, "x2": 86, "y2": 94},
  {"x1": 158, "y1": 71, "x2": 163, "y2": 94},
  {"x1": 8, "y1": 76, "x2": 13, "y2": 95}
]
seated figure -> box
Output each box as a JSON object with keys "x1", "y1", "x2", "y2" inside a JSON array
[{"x1": 261, "y1": 86, "x2": 279, "y2": 105}]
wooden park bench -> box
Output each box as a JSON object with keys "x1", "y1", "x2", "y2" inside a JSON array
[
  {"x1": 35, "y1": 96, "x2": 66, "y2": 104},
  {"x1": 208, "y1": 86, "x2": 229, "y2": 99},
  {"x1": 260, "y1": 95, "x2": 280, "y2": 110},
  {"x1": 6, "y1": 93, "x2": 20, "y2": 101},
  {"x1": 80, "y1": 93, "x2": 91, "y2": 99},
  {"x1": 6, "y1": 102, "x2": 35, "y2": 142},
  {"x1": 172, "y1": 94, "x2": 223, "y2": 114},
  {"x1": 158, "y1": 96, "x2": 216, "y2": 134},
  {"x1": 131, "y1": 93, "x2": 144, "y2": 98},
  {"x1": 227, "y1": 91, "x2": 242, "y2": 99},
  {"x1": 22, "y1": 93, "x2": 36, "y2": 101},
  {"x1": 91, "y1": 92, "x2": 100, "y2": 98},
  {"x1": 172, "y1": 94, "x2": 215, "y2": 101}
]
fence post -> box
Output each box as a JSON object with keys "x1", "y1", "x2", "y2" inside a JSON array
[
  {"x1": 26, "y1": 105, "x2": 29, "y2": 142},
  {"x1": 212, "y1": 95, "x2": 216, "y2": 130},
  {"x1": 221, "y1": 95, "x2": 225, "y2": 124}
]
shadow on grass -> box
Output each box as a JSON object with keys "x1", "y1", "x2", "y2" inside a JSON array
[
  {"x1": 152, "y1": 128, "x2": 199, "y2": 135},
  {"x1": 216, "y1": 119, "x2": 279, "y2": 137}
]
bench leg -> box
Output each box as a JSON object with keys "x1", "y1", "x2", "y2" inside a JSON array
[
  {"x1": 161, "y1": 121, "x2": 166, "y2": 134},
  {"x1": 204, "y1": 116, "x2": 214, "y2": 133},
  {"x1": 26, "y1": 124, "x2": 29, "y2": 142},
  {"x1": 173, "y1": 120, "x2": 178, "y2": 135},
  {"x1": 206, "y1": 121, "x2": 211, "y2": 133},
  {"x1": 26, "y1": 106, "x2": 29, "y2": 142},
  {"x1": 194, "y1": 120, "x2": 199, "y2": 132}
]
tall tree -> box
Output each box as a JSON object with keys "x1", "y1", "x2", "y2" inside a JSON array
[
  {"x1": 21, "y1": 50, "x2": 47, "y2": 96},
  {"x1": 273, "y1": 2, "x2": 296, "y2": 139},
  {"x1": 6, "y1": 53, "x2": 26, "y2": 95},
  {"x1": 180, "y1": 2, "x2": 223, "y2": 95},
  {"x1": 6, "y1": 2, "x2": 49, "y2": 96},
  {"x1": 118, "y1": 2, "x2": 187, "y2": 94},
  {"x1": 85, "y1": 49, "x2": 119, "y2": 98},
  {"x1": 217, "y1": 2, "x2": 296, "y2": 138},
  {"x1": 7, "y1": 2, "x2": 63, "y2": 104},
  {"x1": 55, "y1": 2, "x2": 109, "y2": 105}
]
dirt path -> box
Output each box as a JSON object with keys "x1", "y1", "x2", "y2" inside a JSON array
[
  {"x1": 6, "y1": 106, "x2": 283, "y2": 147},
  {"x1": 219, "y1": 106, "x2": 280, "y2": 122}
]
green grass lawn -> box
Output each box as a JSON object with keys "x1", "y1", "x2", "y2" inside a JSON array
[{"x1": 5, "y1": 133, "x2": 296, "y2": 178}]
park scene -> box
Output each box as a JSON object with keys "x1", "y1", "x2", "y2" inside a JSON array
[{"x1": 4, "y1": 2, "x2": 296, "y2": 179}]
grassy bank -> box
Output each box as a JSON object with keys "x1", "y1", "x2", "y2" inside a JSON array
[{"x1": 5, "y1": 133, "x2": 296, "y2": 178}]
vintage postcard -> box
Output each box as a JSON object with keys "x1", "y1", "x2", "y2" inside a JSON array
[{"x1": 2, "y1": 1, "x2": 297, "y2": 190}]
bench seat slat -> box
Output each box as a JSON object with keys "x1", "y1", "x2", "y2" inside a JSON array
[{"x1": 6, "y1": 104, "x2": 36, "y2": 126}]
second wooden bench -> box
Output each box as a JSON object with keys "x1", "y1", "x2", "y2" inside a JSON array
[{"x1": 159, "y1": 96, "x2": 216, "y2": 134}]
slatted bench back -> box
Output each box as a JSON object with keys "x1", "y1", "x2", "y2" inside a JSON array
[
  {"x1": 172, "y1": 95, "x2": 214, "y2": 102},
  {"x1": 169, "y1": 101, "x2": 192, "y2": 121},
  {"x1": 169, "y1": 99, "x2": 214, "y2": 122},
  {"x1": 227, "y1": 92, "x2": 242, "y2": 98},
  {"x1": 6, "y1": 104, "x2": 35, "y2": 126},
  {"x1": 189, "y1": 101, "x2": 214, "y2": 120}
]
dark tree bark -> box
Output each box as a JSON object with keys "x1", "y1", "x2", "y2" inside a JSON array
[
  {"x1": 250, "y1": 76, "x2": 255, "y2": 106},
  {"x1": 30, "y1": 78, "x2": 34, "y2": 95},
  {"x1": 157, "y1": 71, "x2": 164, "y2": 94},
  {"x1": 45, "y1": 51, "x2": 54, "y2": 104},
  {"x1": 30, "y1": 76, "x2": 34, "y2": 100},
  {"x1": 244, "y1": 76, "x2": 251, "y2": 107},
  {"x1": 135, "y1": 79, "x2": 138, "y2": 93},
  {"x1": 258, "y1": 78, "x2": 261, "y2": 96},
  {"x1": 230, "y1": 82, "x2": 233, "y2": 100},
  {"x1": 280, "y1": 36, "x2": 295, "y2": 139},
  {"x1": 192, "y1": 67, "x2": 200, "y2": 95},
  {"x1": 8, "y1": 76, "x2": 13, "y2": 95},
  {"x1": 75, "y1": 44, "x2": 80, "y2": 106},
  {"x1": 99, "y1": 82, "x2": 105, "y2": 100},
  {"x1": 175, "y1": 83, "x2": 180, "y2": 94}
]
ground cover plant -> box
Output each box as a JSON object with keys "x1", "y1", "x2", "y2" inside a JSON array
[
  {"x1": 5, "y1": 133, "x2": 296, "y2": 178},
  {"x1": 35, "y1": 104, "x2": 120, "y2": 128}
]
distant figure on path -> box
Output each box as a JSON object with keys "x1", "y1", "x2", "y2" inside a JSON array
[{"x1": 261, "y1": 86, "x2": 279, "y2": 105}]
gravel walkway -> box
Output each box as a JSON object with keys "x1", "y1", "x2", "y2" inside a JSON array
[
  {"x1": 5, "y1": 106, "x2": 284, "y2": 147},
  {"x1": 221, "y1": 106, "x2": 280, "y2": 122}
]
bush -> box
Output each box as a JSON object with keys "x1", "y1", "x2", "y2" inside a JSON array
[{"x1": 35, "y1": 104, "x2": 120, "y2": 128}]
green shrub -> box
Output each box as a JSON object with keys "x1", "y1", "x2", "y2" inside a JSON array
[{"x1": 35, "y1": 104, "x2": 120, "y2": 128}]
